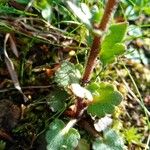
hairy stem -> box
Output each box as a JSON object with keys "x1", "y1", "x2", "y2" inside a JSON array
[{"x1": 82, "y1": 0, "x2": 119, "y2": 83}]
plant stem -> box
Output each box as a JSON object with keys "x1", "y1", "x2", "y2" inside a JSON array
[{"x1": 82, "y1": 0, "x2": 119, "y2": 83}]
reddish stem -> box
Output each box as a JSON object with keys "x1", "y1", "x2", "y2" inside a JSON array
[{"x1": 82, "y1": 0, "x2": 119, "y2": 83}]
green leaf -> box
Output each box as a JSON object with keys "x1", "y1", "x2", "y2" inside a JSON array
[
  {"x1": 76, "y1": 139, "x2": 90, "y2": 150},
  {"x1": 91, "y1": 5, "x2": 103, "y2": 24},
  {"x1": 143, "y1": 6, "x2": 150, "y2": 15},
  {"x1": 34, "y1": 0, "x2": 49, "y2": 9},
  {"x1": 47, "y1": 88, "x2": 69, "y2": 112},
  {"x1": 67, "y1": 1, "x2": 92, "y2": 29},
  {"x1": 46, "y1": 119, "x2": 80, "y2": 150},
  {"x1": 41, "y1": 5, "x2": 52, "y2": 22},
  {"x1": 93, "y1": 129, "x2": 124, "y2": 150},
  {"x1": 34, "y1": 0, "x2": 52, "y2": 21},
  {"x1": 100, "y1": 43, "x2": 126, "y2": 65},
  {"x1": 100, "y1": 22, "x2": 128, "y2": 66},
  {"x1": 87, "y1": 82, "x2": 123, "y2": 117},
  {"x1": 0, "y1": 0, "x2": 9, "y2": 4},
  {"x1": 0, "y1": 141, "x2": 5, "y2": 150},
  {"x1": 0, "y1": 5, "x2": 36, "y2": 16},
  {"x1": 54, "y1": 61, "x2": 81, "y2": 87},
  {"x1": 15, "y1": 0, "x2": 30, "y2": 4}
]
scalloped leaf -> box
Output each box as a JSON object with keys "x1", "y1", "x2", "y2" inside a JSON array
[
  {"x1": 54, "y1": 61, "x2": 81, "y2": 87},
  {"x1": 93, "y1": 129, "x2": 124, "y2": 150},
  {"x1": 100, "y1": 22, "x2": 128, "y2": 66},
  {"x1": 47, "y1": 88, "x2": 69, "y2": 112},
  {"x1": 46, "y1": 119, "x2": 80, "y2": 150},
  {"x1": 87, "y1": 82, "x2": 123, "y2": 117}
]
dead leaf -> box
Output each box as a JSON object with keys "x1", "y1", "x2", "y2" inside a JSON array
[{"x1": 3, "y1": 33, "x2": 28, "y2": 103}]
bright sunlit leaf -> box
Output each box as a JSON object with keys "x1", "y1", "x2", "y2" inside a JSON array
[
  {"x1": 41, "y1": 5, "x2": 52, "y2": 22},
  {"x1": 67, "y1": 1, "x2": 92, "y2": 29},
  {"x1": 80, "y1": 3, "x2": 92, "y2": 19},
  {"x1": 70, "y1": 83, "x2": 93, "y2": 101},
  {"x1": 94, "y1": 115, "x2": 112, "y2": 132},
  {"x1": 128, "y1": 25, "x2": 142, "y2": 37}
]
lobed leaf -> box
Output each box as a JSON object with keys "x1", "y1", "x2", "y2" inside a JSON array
[
  {"x1": 46, "y1": 119, "x2": 80, "y2": 150},
  {"x1": 93, "y1": 129, "x2": 124, "y2": 150},
  {"x1": 54, "y1": 61, "x2": 81, "y2": 87},
  {"x1": 87, "y1": 82, "x2": 123, "y2": 117},
  {"x1": 47, "y1": 88, "x2": 69, "y2": 112}
]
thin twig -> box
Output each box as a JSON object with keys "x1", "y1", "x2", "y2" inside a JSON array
[
  {"x1": 115, "y1": 67, "x2": 150, "y2": 117},
  {"x1": 145, "y1": 133, "x2": 150, "y2": 150},
  {"x1": 0, "y1": 85, "x2": 53, "y2": 93},
  {"x1": 115, "y1": 64, "x2": 150, "y2": 118},
  {"x1": 115, "y1": 66, "x2": 150, "y2": 149}
]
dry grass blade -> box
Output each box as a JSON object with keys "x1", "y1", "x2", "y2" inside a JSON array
[
  {"x1": 9, "y1": 34, "x2": 19, "y2": 57},
  {"x1": 3, "y1": 33, "x2": 28, "y2": 103},
  {"x1": 115, "y1": 67, "x2": 150, "y2": 117}
]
